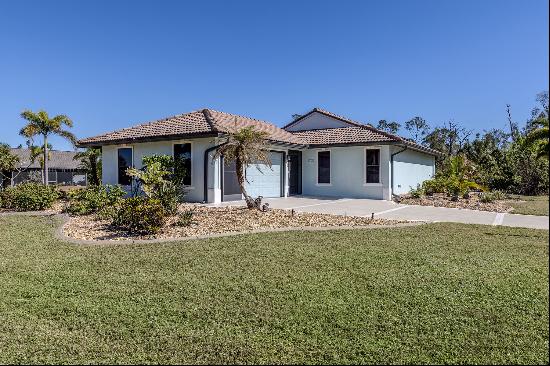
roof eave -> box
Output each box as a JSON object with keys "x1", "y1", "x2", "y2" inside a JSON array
[
  {"x1": 77, "y1": 132, "x2": 221, "y2": 148},
  {"x1": 305, "y1": 140, "x2": 443, "y2": 156}
]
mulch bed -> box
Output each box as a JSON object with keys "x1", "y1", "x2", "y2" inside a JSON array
[
  {"x1": 398, "y1": 193, "x2": 513, "y2": 213},
  {"x1": 63, "y1": 204, "x2": 405, "y2": 241}
]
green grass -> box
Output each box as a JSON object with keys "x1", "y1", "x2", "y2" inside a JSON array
[
  {"x1": 0, "y1": 216, "x2": 548, "y2": 364},
  {"x1": 508, "y1": 195, "x2": 549, "y2": 216}
]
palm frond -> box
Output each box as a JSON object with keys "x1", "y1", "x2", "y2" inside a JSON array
[{"x1": 55, "y1": 129, "x2": 77, "y2": 146}]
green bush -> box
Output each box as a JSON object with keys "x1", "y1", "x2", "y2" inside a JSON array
[
  {"x1": 409, "y1": 185, "x2": 424, "y2": 198},
  {"x1": 67, "y1": 185, "x2": 125, "y2": 217},
  {"x1": 479, "y1": 190, "x2": 508, "y2": 203},
  {"x1": 422, "y1": 178, "x2": 447, "y2": 195},
  {"x1": 112, "y1": 197, "x2": 166, "y2": 234},
  {"x1": 176, "y1": 209, "x2": 195, "y2": 227},
  {"x1": 127, "y1": 155, "x2": 185, "y2": 215},
  {"x1": 0, "y1": 183, "x2": 58, "y2": 211}
]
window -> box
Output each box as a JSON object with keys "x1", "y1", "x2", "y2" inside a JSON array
[
  {"x1": 117, "y1": 148, "x2": 133, "y2": 185},
  {"x1": 317, "y1": 151, "x2": 330, "y2": 184},
  {"x1": 366, "y1": 149, "x2": 380, "y2": 184},
  {"x1": 174, "y1": 143, "x2": 192, "y2": 186}
]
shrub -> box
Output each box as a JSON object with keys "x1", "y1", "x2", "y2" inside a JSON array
[
  {"x1": 67, "y1": 185, "x2": 125, "y2": 217},
  {"x1": 409, "y1": 185, "x2": 424, "y2": 198},
  {"x1": 176, "y1": 209, "x2": 195, "y2": 227},
  {"x1": 422, "y1": 178, "x2": 446, "y2": 195},
  {"x1": 127, "y1": 155, "x2": 186, "y2": 215},
  {"x1": 479, "y1": 190, "x2": 508, "y2": 203},
  {"x1": 112, "y1": 197, "x2": 166, "y2": 234},
  {"x1": 0, "y1": 183, "x2": 58, "y2": 211}
]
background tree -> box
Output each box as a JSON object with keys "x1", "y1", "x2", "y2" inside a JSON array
[
  {"x1": 75, "y1": 148, "x2": 102, "y2": 186},
  {"x1": 213, "y1": 126, "x2": 271, "y2": 209},
  {"x1": 524, "y1": 116, "x2": 549, "y2": 159},
  {"x1": 0, "y1": 142, "x2": 45, "y2": 187},
  {"x1": 19, "y1": 110, "x2": 76, "y2": 185},
  {"x1": 376, "y1": 120, "x2": 401, "y2": 134},
  {"x1": 404, "y1": 117, "x2": 429, "y2": 143},
  {"x1": 0, "y1": 143, "x2": 19, "y2": 187},
  {"x1": 424, "y1": 121, "x2": 471, "y2": 159}
]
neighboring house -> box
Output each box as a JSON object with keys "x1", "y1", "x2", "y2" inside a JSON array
[
  {"x1": 1, "y1": 148, "x2": 87, "y2": 187},
  {"x1": 77, "y1": 108, "x2": 441, "y2": 203}
]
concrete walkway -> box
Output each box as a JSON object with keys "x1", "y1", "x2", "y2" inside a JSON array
[{"x1": 208, "y1": 196, "x2": 549, "y2": 230}]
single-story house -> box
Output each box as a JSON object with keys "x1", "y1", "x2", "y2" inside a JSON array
[
  {"x1": 77, "y1": 108, "x2": 441, "y2": 203},
  {"x1": 1, "y1": 148, "x2": 87, "y2": 187}
]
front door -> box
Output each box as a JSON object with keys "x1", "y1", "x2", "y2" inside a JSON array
[{"x1": 288, "y1": 150, "x2": 302, "y2": 195}]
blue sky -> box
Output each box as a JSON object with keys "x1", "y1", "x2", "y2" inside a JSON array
[{"x1": 0, "y1": 0, "x2": 548, "y2": 151}]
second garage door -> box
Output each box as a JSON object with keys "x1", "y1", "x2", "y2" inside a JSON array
[{"x1": 244, "y1": 151, "x2": 283, "y2": 198}]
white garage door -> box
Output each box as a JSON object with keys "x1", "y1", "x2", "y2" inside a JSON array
[{"x1": 244, "y1": 152, "x2": 283, "y2": 198}]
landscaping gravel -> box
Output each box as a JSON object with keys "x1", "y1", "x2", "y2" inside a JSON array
[
  {"x1": 63, "y1": 204, "x2": 404, "y2": 241},
  {"x1": 399, "y1": 193, "x2": 513, "y2": 212}
]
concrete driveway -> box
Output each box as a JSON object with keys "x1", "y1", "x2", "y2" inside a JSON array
[{"x1": 209, "y1": 196, "x2": 549, "y2": 230}]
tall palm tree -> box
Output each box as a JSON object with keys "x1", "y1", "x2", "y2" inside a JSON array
[
  {"x1": 213, "y1": 126, "x2": 271, "y2": 209},
  {"x1": 19, "y1": 110, "x2": 76, "y2": 185},
  {"x1": 525, "y1": 116, "x2": 549, "y2": 159},
  {"x1": 74, "y1": 148, "x2": 102, "y2": 186}
]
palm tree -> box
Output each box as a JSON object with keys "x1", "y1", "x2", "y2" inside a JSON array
[
  {"x1": 19, "y1": 110, "x2": 76, "y2": 185},
  {"x1": 525, "y1": 116, "x2": 549, "y2": 159},
  {"x1": 74, "y1": 148, "x2": 101, "y2": 186},
  {"x1": 29, "y1": 143, "x2": 52, "y2": 183},
  {"x1": 213, "y1": 126, "x2": 271, "y2": 209}
]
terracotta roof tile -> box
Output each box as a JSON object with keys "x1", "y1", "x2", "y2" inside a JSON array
[
  {"x1": 290, "y1": 125, "x2": 442, "y2": 155},
  {"x1": 205, "y1": 109, "x2": 305, "y2": 145},
  {"x1": 77, "y1": 108, "x2": 441, "y2": 156},
  {"x1": 290, "y1": 126, "x2": 395, "y2": 145},
  {"x1": 77, "y1": 111, "x2": 212, "y2": 145},
  {"x1": 78, "y1": 109, "x2": 305, "y2": 146}
]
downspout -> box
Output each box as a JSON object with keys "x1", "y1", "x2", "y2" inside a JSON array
[
  {"x1": 390, "y1": 145, "x2": 408, "y2": 199},
  {"x1": 203, "y1": 141, "x2": 227, "y2": 203}
]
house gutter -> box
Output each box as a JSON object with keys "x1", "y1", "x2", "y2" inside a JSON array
[
  {"x1": 390, "y1": 145, "x2": 408, "y2": 198},
  {"x1": 203, "y1": 141, "x2": 227, "y2": 203}
]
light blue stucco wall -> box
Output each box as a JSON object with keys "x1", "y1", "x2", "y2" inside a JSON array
[
  {"x1": 391, "y1": 147, "x2": 436, "y2": 195},
  {"x1": 101, "y1": 137, "x2": 217, "y2": 202},
  {"x1": 301, "y1": 145, "x2": 392, "y2": 200}
]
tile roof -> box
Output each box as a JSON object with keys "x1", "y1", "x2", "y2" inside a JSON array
[
  {"x1": 77, "y1": 110, "x2": 213, "y2": 146},
  {"x1": 10, "y1": 148, "x2": 83, "y2": 170},
  {"x1": 205, "y1": 109, "x2": 305, "y2": 145},
  {"x1": 291, "y1": 126, "x2": 395, "y2": 145},
  {"x1": 290, "y1": 125, "x2": 441, "y2": 155},
  {"x1": 77, "y1": 108, "x2": 441, "y2": 156},
  {"x1": 78, "y1": 109, "x2": 305, "y2": 146}
]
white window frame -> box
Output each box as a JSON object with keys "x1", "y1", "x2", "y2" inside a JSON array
[
  {"x1": 315, "y1": 149, "x2": 332, "y2": 186},
  {"x1": 363, "y1": 147, "x2": 382, "y2": 186},
  {"x1": 117, "y1": 146, "x2": 134, "y2": 186},
  {"x1": 172, "y1": 141, "x2": 194, "y2": 189}
]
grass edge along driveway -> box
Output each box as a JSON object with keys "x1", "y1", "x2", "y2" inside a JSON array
[{"x1": 0, "y1": 215, "x2": 548, "y2": 364}]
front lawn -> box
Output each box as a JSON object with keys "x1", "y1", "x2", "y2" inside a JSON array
[
  {"x1": 0, "y1": 215, "x2": 548, "y2": 364},
  {"x1": 508, "y1": 195, "x2": 549, "y2": 216}
]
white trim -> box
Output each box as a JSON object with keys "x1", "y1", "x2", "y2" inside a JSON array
[
  {"x1": 116, "y1": 146, "x2": 134, "y2": 186},
  {"x1": 316, "y1": 149, "x2": 331, "y2": 185},
  {"x1": 172, "y1": 140, "x2": 193, "y2": 188},
  {"x1": 364, "y1": 147, "x2": 381, "y2": 185},
  {"x1": 371, "y1": 205, "x2": 408, "y2": 216}
]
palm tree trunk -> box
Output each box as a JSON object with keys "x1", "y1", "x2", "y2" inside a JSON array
[
  {"x1": 43, "y1": 134, "x2": 49, "y2": 185},
  {"x1": 235, "y1": 158, "x2": 254, "y2": 208}
]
